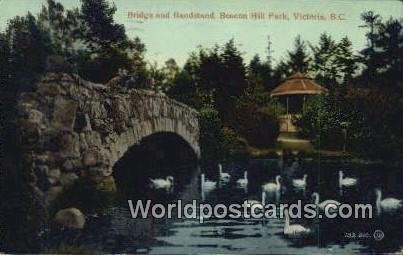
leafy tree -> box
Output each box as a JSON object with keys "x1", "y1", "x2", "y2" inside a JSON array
[
  {"x1": 296, "y1": 88, "x2": 402, "y2": 158},
  {"x1": 198, "y1": 105, "x2": 225, "y2": 161},
  {"x1": 161, "y1": 58, "x2": 180, "y2": 91},
  {"x1": 294, "y1": 95, "x2": 346, "y2": 150},
  {"x1": 168, "y1": 54, "x2": 207, "y2": 109},
  {"x1": 0, "y1": 1, "x2": 149, "y2": 251},
  {"x1": 38, "y1": 0, "x2": 81, "y2": 57},
  {"x1": 146, "y1": 61, "x2": 165, "y2": 91},
  {"x1": 125, "y1": 36, "x2": 148, "y2": 88},
  {"x1": 296, "y1": 12, "x2": 403, "y2": 159},
  {"x1": 236, "y1": 70, "x2": 282, "y2": 147}
]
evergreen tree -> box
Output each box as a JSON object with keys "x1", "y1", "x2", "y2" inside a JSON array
[
  {"x1": 38, "y1": 0, "x2": 80, "y2": 56},
  {"x1": 335, "y1": 36, "x2": 357, "y2": 85},
  {"x1": 217, "y1": 39, "x2": 247, "y2": 123},
  {"x1": 311, "y1": 33, "x2": 339, "y2": 88},
  {"x1": 77, "y1": 0, "x2": 139, "y2": 82},
  {"x1": 248, "y1": 54, "x2": 274, "y2": 90},
  {"x1": 286, "y1": 35, "x2": 311, "y2": 73},
  {"x1": 168, "y1": 53, "x2": 206, "y2": 109},
  {"x1": 360, "y1": 11, "x2": 382, "y2": 50},
  {"x1": 358, "y1": 11, "x2": 383, "y2": 87},
  {"x1": 374, "y1": 18, "x2": 403, "y2": 93},
  {"x1": 271, "y1": 59, "x2": 291, "y2": 85},
  {"x1": 358, "y1": 12, "x2": 403, "y2": 93},
  {"x1": 80, "y1": 0, "x2": 125, "y2": 49}
]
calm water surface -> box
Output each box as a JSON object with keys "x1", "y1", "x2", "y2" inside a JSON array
[{"x1": 43, "y1": 159, "x2": 403, "y2": 254}]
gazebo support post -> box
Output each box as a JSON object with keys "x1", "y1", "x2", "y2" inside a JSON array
[{"x1": 270, "y1": 72, "x2": 328, "y2": 134}]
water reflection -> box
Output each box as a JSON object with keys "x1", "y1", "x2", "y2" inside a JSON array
[
  {"x1": 150, "y1": 159, "x2": 403, "y2": 254},
  {"x1": 41, "y1": 159, "x2": 403, "y2": 254}
]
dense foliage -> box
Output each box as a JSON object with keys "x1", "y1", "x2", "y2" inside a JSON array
[
  {"x1": 166, "y1": 41, "x2": 283, "y2": 159},
  {"x1": 0, "y1": 2, "x2": 402, "y2": 251},
  {"x1": 295, "y1": 13, "x2": 403, "y2": 159}
]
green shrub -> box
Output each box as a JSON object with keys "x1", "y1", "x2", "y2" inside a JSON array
[
  {"x1": 294, "y1": 89, "x2": 403, "y2": 159},
  {"x1": 235, "y1": 104, "x2": 280, "y2": 148},
  {"x1": 199, "y1": 105, "x2": 224, "y2": 161},
  {"x1": 199, "y1": 105, "x2": 249, "y2": 161},
  {"x1": 221, "y1": 127, "x2": 248, "y2": 159},
  {"x1": 51, "y1": 177, "x2": 116, "y2": 215}
]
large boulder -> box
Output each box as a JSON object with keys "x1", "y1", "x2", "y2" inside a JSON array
[{"x1": 54, "y1": 207, "x2": 86, "y2": 229}]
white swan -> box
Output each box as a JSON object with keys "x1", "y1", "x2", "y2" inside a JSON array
[
  {"x1": 339, "y1": 171, "x2": 357, "y2": 187},
  {"x1": 149, "y1": 176, "x2": 174, "y2": 189},
  {"x1": 293, "y1": 174, "x2": 307, "y2": 188},
  {"x1": 236, "y1": 171, "x2": 248, "y2": 188},
  {"x1": 245, "y1": 191, "x2": 266, "y2": 207},
  {"x1": 283, "y1": 208, "x2": 311, "y2": 237},
  {"x1": 201, "y1": 173, "x2": 216, "y2": 191},
  {"x1": 218, "y1": 163, "x2": 230, "y2": 181},
  {"x1": 262, "y1": 175, "x2": 281, "y2": 192},
  {"x1": 375, "y1": 189, "x2": 402, "y2": 213},
  {"x1": 312, "y1": 192, "x2": 341, "y2": 210}
]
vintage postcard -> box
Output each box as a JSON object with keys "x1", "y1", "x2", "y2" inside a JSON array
[{"x1": 0, "y1": 0, "x2": 402, "y2": 254}]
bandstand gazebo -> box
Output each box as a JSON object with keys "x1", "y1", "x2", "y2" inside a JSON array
[{"x1": 271, "y1": 72, "x2": 328, "y2": 132}]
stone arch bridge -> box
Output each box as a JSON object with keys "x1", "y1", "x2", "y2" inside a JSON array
[{"x1": 17, "y1": 73, "x2": 200, "y2": 204}]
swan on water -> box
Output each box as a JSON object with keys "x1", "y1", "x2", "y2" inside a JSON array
[
  {"x1": 339, "y1": 171, "x2": 357, "y2": 187},
  {"x1": 311, "y1": 192, "x2": 341, "y2": 210},
  {"x1": 236, "y1": 171, "x2": 248, "y2": 188},
  {"x1": 245, "y1": 191, "x2": 266, "y2": 207},
  {"x1": 283, "y1": 208, "x2": 311, "y2": 237},
  {"x1": 375, "y1": 189, "x2": 402, "y2": 213},
  {"x1": 262, "y1": 175, "x2": 281, "y2": 192},
  {"x1": 293, "y1": 174, "x2": 307, "y2": 189},
  {"x1": 149, "y1": 176, "x2": 174, "y2": 189},
  {"x1": 218, "y1": 163, "x2": 230, "y2": 181},
  {"x1": 201, "y1": 173, "x2": 217, "y2": 191}
]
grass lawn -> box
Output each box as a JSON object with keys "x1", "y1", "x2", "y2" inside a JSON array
[
  {"x1": 246, "y1": 132, "x2": 351, "y2": 159},
  {"x1": 277, "y1": 132, "x2": 313, "y2": 152}
]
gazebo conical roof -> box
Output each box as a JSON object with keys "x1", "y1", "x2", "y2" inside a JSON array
[{"x1": 270, "y1": 72, "x2": 328, "y2": 97}]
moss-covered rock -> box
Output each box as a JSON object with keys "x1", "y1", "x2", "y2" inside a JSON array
[
  {"x1": 50, "y1": 176, "x2": 117, "y2": 215},
  {"x1": 53, "y1": 207, "x2": 85, "y2": 229}
]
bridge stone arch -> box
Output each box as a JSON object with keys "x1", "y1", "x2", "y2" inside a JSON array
[{"x1": 17, "y1": 73, "x2": 200, "y2": 204}]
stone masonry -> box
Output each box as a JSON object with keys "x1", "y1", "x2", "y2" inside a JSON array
[{"x1": 16, "y1": 73, "x2": 200, "y2": 205}]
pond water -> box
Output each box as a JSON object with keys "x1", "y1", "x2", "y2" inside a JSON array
[{"x1": 41, "y1": 159, "x2": 403, "y2": 254}]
